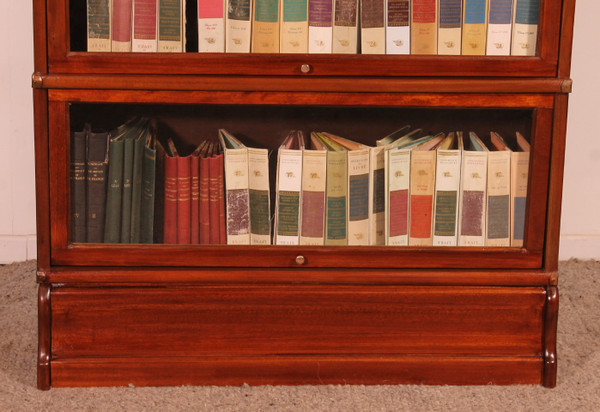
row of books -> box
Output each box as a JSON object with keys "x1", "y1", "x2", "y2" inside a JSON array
[{"x1": 87, "y1": 0, "x2": 539, "y2": 55}]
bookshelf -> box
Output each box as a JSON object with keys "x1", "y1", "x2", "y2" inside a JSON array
[{"x1": 33, "y1": 0, "x2": 575, "y2": 389}]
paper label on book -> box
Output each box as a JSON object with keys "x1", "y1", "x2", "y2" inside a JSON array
[
  {"x1": 387, "y1": 0, "x2": 409, "y2": 26},
  {"x1": 489, "y1": 0, "x2": 513, "y2": 24},
  {"x1": 515, "y1": 0, "x2": 539, "y2": 25},
  {"x1": 434, "y1": 191, "x2": 458, "y2": 236},
  {"x1": 309, "y1": 0, "x2": 333, "y2": 27},
  {"x1": 487, "y1": 194, "x2": 509, "y2": 239},
  {"x1": 283, "y1": 0, "x2": 308, "y2": 21},
  {"x1": 227, "y1": 189, "x2": 250, "y2": 235},
  {"x1": 327, "y1": 196, "x2": 347, "y2": 240},
  {"x1": 334, "y1": 0, "x2": 357, "y2": 27},
  {"x1": 389, "y1": 189, "x2": 409, "y2": 237},
  {"x1": 277, "y1": 191, "x2": 300, "y2": 236},
  {"x1": 412, "y1": 0, "x2": 436, "y2": 23},
  {"x1": 410, "y1": 195, "x2": 433, "y2": 239},
  {"x1": 361, "y1": 0, "x2": 384, "y2": 28},
  {"x1": 228, "y1": 0, "x2": 251, "y2": 20},
  {"x1": 461, "y1": 190, "x2": 484, "y2": 236},
  {"x1": 249, "y1": 189, "x2": 270, "y2": 236},
  {"x1": 301, "y1": 191, "x2": 325, "y2": 238},
  {"x1": 439, "y1": 0, "x2": 461, "y2": 28},
  {"x1": 349, "y1": 174, "x2": 369, "y2": 221},
  {"x1": 513, "y1": 196, "x2": 526, "y2": 241},
  {"x1": 255, "y1": 0, "x2": 279, "y2": 22},
  {"x1": 373, "y1": 168, "x2": 385, "y2": 214},
  {"x1": 200, "y1": 0, "x2": 224, "y2": 18},
  {"x1": 134, "y1": 0, "x2": 158, "y2": 40},
  {"x1": 464, "y1": 0, "x2": 486, "y2": 24}
]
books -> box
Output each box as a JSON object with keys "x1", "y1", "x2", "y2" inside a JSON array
[
  {"x1": 332, "y1": 0, "x2": 359, "y2": 53},
  {"x1": 438, "y1": 0, "x2": 462, "y2": 55},
  {"x1": 71, "y1": 125, "x2": 91, "y2": 243},
  {"x1": 486, "y1": 0, "x2": 514, "y2": 55},
  {"x1": 510, "y1": 131, "x2": 530, "y2": 247},
  {"x1": 158, "y1": 0, "x2": 185, "y2": 52},
  {"x1": 308, "y1": 0, "x2": 334, "y2": 53},
  {"x1": 360, "y1": 0, "x2": 386, "y2": 54},
  {"x1": 112, "y1": 0, "x2": 133, "y2": 52},
  {"x1": 511, "y1": 0, "x2": 539, "y2": 56},
  {"x1": 198, "y1": 0, "x2": 226, "y2": 52},
  {"x1": 86, "y1": 129, "x2": 110, "y2": 243},
  {"x1": 411, "y1": 0, "x2": 438, "y2": 55},
  {"x1": 226, "y1": 0, "x2": 253, "y2": 52},
  {"x1": 462, "y1": 0, "x2": 488, "y2": 56},
  {"x1": 385, "y1": 0, "x2": 410, "y2": 54},
  {"x1": 486, "y1": 131, "x2": 511, "y2": 247},
  {"x1": 280, "y1": 0, "x2": 309, "y2": 53},
  {"x1": 132, "y1": 0, "x2": 158, "y2": 52},
  {"x1": 252, "y1": 0, "x2": 281, "y2": 52},
  {"x1": 87, "y1": 0, "x2": 112, "y2": 52},
  {"x1": 300, "y1": 135, "x2": 328, "y2": 244}
]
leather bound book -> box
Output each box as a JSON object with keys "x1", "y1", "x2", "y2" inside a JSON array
[
  {"x1": 112, "y1": 0, "x2": 133, "y2": 51},
  {"x1": 104, "y1": 130, "x2": 126, "y2": 243},
  {"x1": 129, "y1": 126, "x2": 146, "y2": 243},
  {"x1": 85, "y1": 129, "x2": 109, "y2": 243},
  {"x1": 209, "y1": 143, "x2": 223, "y2": 244},
  {"x1": 153, "y1": 140, "x2": 166, "y2": 244},
  {"x1": 140, "y1": 129, "x2": 157, "y2": 244},
  {"x1": 216, "y1": 147, "x2": 226, "y2": 244},
  {"x1": 199, "y1": 143, "x2": 211, "y2": 244},
  {"x1": 163, "y1": 142, "x2": 178, "y2": 244},
  {"x1": 190, "y1": 149, "x2": 200, "y2": 244},
  {"x1": 71, "y1": 125, "x2": 89, "y2": 243},
  {"x1": 176, "y1": 153, "x2": 192, "y2": 244}
]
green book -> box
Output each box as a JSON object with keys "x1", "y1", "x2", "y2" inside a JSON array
[
  {"x1": 103, "y1": 137, "x2": 125, "y2": 243},
  {"x1": 140, "y1": 128, "x2": 157, "y2": 244},
  {"x1": 129, "y1": 124, "x2": 147, "y2": 243}
]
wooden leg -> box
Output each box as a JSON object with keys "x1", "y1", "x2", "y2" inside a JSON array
[
  {"x1": 543, "y1": 286, "x2": 558, "y2": 388},
  {"x1": 38, "y1": 284, "x2": 51, "y2": 390}
]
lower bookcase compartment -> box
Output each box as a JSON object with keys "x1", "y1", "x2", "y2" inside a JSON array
[{"x1": 39, "y1": 282, "x2": 557, "y2": 388}]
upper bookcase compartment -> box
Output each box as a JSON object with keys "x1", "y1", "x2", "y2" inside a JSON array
[{"x1": 43, "y1": 0, "x2": 568, "y2": 77}]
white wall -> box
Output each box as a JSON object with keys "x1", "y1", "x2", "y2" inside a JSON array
[{"x1": 0, "y1": 2, "x2": 597, "y2": 263}]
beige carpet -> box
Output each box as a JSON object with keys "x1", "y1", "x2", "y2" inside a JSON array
[{"x1": 1, "y1": 259, "x2": 598, "y2": 411}]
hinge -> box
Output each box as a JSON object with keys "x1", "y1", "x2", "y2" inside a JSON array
[
  {"x1": 561, "y1": 79, "x2": 573, "y2": 93},
  {"x1": 32, "y1": 72, "x2": 44, "y2": 89}
]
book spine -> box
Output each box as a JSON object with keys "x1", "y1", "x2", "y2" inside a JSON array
[
  {"x1": 217, "y1": 153, "x2": 226, "y2": 244},
  {"x1": 408, "y1": 150, "x2": 436, "y2": 246},
  {"x1": 347, "y1": 149, "x2": 370, "y2": 245},
  {"x1": 511, "y1": 0, "x2": 539, "y2": 56},
  {"x1": 190, "y1": 154, "x2": 200, "y2": 243},
  {"x1": 223, "y1": 147, "x2": 251, "y2": 244},
  {"x1": 438, "y1": 0, "x2": 462, "y2": 55},
  {"x1": 176, "y1": 155, "x2": 192, "y2": 244},
  {"x1": 208, "y1": 153, "x2": 221, "y2": 244},
  {"x1": 360, "y1": 0, "x2": 386, "y2": 54},
  {"x1": 369, "y1": 146, "x2": 386, "y2": 245},
  {"x1": 129, "y1": 134, "x2": 145, "y2": 243},
  {"x1": 281, "y1": 0, "x2": 309, "y2": 53},
  {"x1": 432, "y1": 149, "x2": 461, "y2": 246},
  {"x1": 198, "y1": 0, "x2": 226, "y2": 52},
  {"x1": 458, "y1": 151, "x2": 487, "y2": 246},
  {"x1": 300, "y1": 149, "x2": 327, "y2": 245},
  {"x1": 71, "y1": 130, "x2": 88, "y2": 243},
  {"x1": 226, "y1": 0, "x2": 253, "y2": 52},
  {"x1": 308, "y1": 0, "x2": 333, "y2": 53},
  {"x1": 112, "y1": 0, "x2": 133, "y2": 51},
  {"x1": 486, "y1": 150, "x2": 511, "y2": 246},
  {"x1": 486, "y1": 0, "x2": 513, "y2": 55},
  {"x1": 386, "y1": 149, "x2": 410, "y2": 246},
  {"x1": 462, "y1": 0, "x2": 488, "y2": 55},
  {"x1": 86, "y1": 131, "x2": 109, "y2": 243},
  {"x1": 248, "y1": 147, "x2": 271, "y2": 245},
  {"x1": 158, "y1": 0, "x2": 184, "y2": 52},
  {"x1": 411, "y1": 0, "x2": 438, "y2": 54},
  {"x1": 104, "y1": 139, "x2": 125, "y2": 243},
  {"x1": 133, "y1": 0, "x2": 158, "y2": 52},
  {"x1": 275, "y1": 148, "x2": 303, "y2": 245},
  {"x1": 87, "y1": 0, "x2": 112, "y2": 51},
  {"x1": 163, "y1": 154, "x2": 178, "y2": 244},
  {"x1": 510, "y1": 151, "x2": 529, "y2": 247},
  {"x1": 325, "y1": 150, "x2": 348, "y2": 245},
  {"x1": 140, "y1": 142, "x2": 157, "y2": 243},
  {"x1": 153, "y1": 142, "x2": 166, "y2": 243},
  {"x1": 385, "y1": 0, "x2": 410, "y2": 54},
  {"x1": 120, "y1": 137, "x2": 134, "y2": 243},
  {"x1": 332, "y1": 0, "x2": 358, "y2": 53},
  {"x1": 199, "y1": 154, "x2": 211, "y2": 243},
  {"x1": 252, "y1": 0, "x2": 281, "y2": 52}
]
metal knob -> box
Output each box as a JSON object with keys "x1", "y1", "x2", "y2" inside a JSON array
[
  {"x1": 300, "y1": 64, "x2": 312, "y2": 74},
  {"x1": 295, "y1": 255, "x2": 306, "y2": 265}
]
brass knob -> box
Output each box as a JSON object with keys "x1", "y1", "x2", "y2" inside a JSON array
[
  {"x1": 300, "y1": 64, "x2": 312, "y2": 74},
  {"x1": 295, "y1": 255, "x2": 306, "y2": 265}
]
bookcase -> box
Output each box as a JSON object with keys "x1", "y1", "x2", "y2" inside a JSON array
[{"x1": 33, "y1": 0, "x2": 575, "y2": 389}]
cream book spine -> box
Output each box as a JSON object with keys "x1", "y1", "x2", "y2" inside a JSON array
[
  {"x1": 462, "y1": 0, "x2": 488, "y2": 56},
  {"x1": 411, "y1": 0, "x2": 438, "y2": 55},
  {"x1": 280, "y1": 0, "x2": 309, "y2": 53},
  {"x1": 437, "y1": 0, "x2": 462, "y2": 55},
  {"x1": 360, "y1": 0, "x2": 386, "y2": 54},
  {"x1": 132, "y1": 0, "x2": 158, "y2": 52},
  {"x1": 408, "y1": 149, "x2": 437, "y2": 246},
  {"x1": 346, "y1": 147, "x2": 370, "y2": 245},
  {"x1": 158, "y1": 0, "x2": 184, "y2": 52},
  {"x1": 486, "y1": 148, "x2": 511, "y2": 246},
  {"x1": 226, "y1": 0, "x2": 253, "y2": 52},
  {"x1": 385, "y1": 147, "x2": 411, "y2": 246},
  {"x1": 486, "y1": 0, "x2": 513, "y2": 55},
  {"x1": 432, "y1": 142, "x2": 462, "y2": 246},
  {"x1": 308, "y1": 0, "x2": 333, "y2": 53},
  {"x1": 88, "y1": 0, "x2": 112, "y2": 52},
  {"x1": 198, "y1": 0, "x2": 226, "y2": 52},
  {"x1": 510, "y1": 147, "x2": 529, "y2": 247},
  {"x1": 511, "y1": 0, "x2": 539, "y2": 56},
  {"x1": 248, "y1": 147, "x2": 271, "y2": 245},
  {"x1": 300, "y1": 148, "x2": 327, "y2": 245},
  {"x1": 274, "y1": 137, "x2": 304, "y2": 245},
  {"x1": 332, "y1": 0, "x2": 358, "y2": 53},
  {"x1": 112, "y1": 0, "x2": 133, "y2": 52},
  {"x1": 252, "y1": 0, "x2": 281, "y2": 52},
  {"x1": 385, "y1": 0, "x2": 410, "y2": 54}
]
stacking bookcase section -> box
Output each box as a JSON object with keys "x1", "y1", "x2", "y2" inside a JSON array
[{"x1": 34, "y1": 0, "x2": 575, "y2": 390}]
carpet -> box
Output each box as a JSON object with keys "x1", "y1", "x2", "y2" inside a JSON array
[{"x1": 1, "y1": 259, "x2": 598, "y2": 411}]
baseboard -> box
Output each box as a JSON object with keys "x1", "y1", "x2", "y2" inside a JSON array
[
  {"x1": 0, "y1": 235, "x2": 37, "y2": 264},
  {"x1": 559, "y1": 235, "x2": 600, "y2": 260}
]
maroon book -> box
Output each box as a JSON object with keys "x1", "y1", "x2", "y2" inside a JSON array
[
  {"x1": 208, "y1": 151, "x2": 221, "y2": 244},
  {"x1": 163, "y1": 153, "x2": 178, "y2": 244},
  {"x1": 216, "y1": 151, "x2": 226, "y2": 244},
  {"x1": 176, "y1": 155, "x2": 192, "y2": 244},
  {"x1": 190, "y1": 154, "x2": 200, "y2": 244},
  {"x1": 199, "y1": 152, "x2": 211, "y2": 244}
]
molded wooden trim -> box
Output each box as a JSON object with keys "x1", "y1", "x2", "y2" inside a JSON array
[
  {"x1": 37, "y1": 284, "x2": 51, "y2": 390},
  {"x1": 543, "y1": 286, "x2": 559, "y2": 388}
]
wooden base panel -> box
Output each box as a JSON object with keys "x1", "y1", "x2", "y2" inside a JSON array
[{"x1": 50, "y1": 356, "x2": 543, "y2": 387}]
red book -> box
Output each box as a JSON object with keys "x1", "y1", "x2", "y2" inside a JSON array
[
  {"x1": 190, "y1": 154, "x2": 200, "y2": 244},
  {"x1": 208, "y1": 149, "x2": 221, "y2": 244},
  {"x1": 163, "y1": 153, "x2": 178, "y2": 244},
  {"x1": 176, "y1": 155, "x2": 192, "y2": 244},
  {"x1": 389, "y1": 189, "x2": 409, "y2": 237},
  {"x1": 409, "y1": 195, "x2": 433, "y2": 238},
  {"x1": 112, "y1": 0, "x2": 133, "y2": 51},
  {"x1": 199, "y1": 150, "x2": 211, "y2": 244},
  {"x1": 216, "y1": 150, "x2": 226, "y2": 244}
]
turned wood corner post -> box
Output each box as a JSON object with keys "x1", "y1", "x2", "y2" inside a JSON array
[
  {"x1": 38, "y1": 283, "x2": 51, "y2": 390},
  {"x1": 543, "y1": 286, "x2": 559, "y2": 388}
]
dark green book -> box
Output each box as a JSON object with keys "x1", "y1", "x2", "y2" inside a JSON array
[
  {"x1": 140, "y1": 126, "x2": 157, "y2": 244},
  {"x1": 85, "y1": 129, "x2": 109, "y2": 243},
  {"x1": 103, "y1": 137, "x2": 125, "y2": 243},
  {"x1": 129, "y1": 123, "x2": 147, "y2": 243},
  {"x1": 71, "y1": 124, "x2": 89, "y2": 243},
  {"x1": 120, "y1": 133, "x2": 134, "y2": 243}
]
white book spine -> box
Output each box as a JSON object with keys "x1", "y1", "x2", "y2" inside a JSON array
[
  {"x1": 437, "y1": 27, "x2": 461, "y2": 55},
  {"x1": 198, "y1": 0, "x2": 226, "y2": 52},
  {"x1": 458, "y1": 151, "x2": 487, "y2": 247},
  {"x1": 226, "y1": 0, "x2": 253, "y2": 52},
  {"x1": 88, "y1": 0, "x2": 113, "y2": 52},
  {"x1": 432, "y1": 149, "x2": 462, "y2": 246},
  {"x1": 347, "y1": 148, "x2": 370, "y2": 245},
  {"x1": 275, "y1": 148, "x2": 303, "y2": 245},
  {"x1": 248, "y1": 147, "x2": 271, "y2": 245},
  {"x1": 385, "y1": 149, "x2": 411, "y2": 246},
  {"x1": 486, "y1": 23, "x2": 512, "y2": 55},
  {"x1": 308, "y1": 26, "x2": 333, "y2": 52},
  {"x1": 223, "y1": 147, "x2": 251, "y2": 244},
  {"x1": 385, "y1": 25, "x2": 410, "y2": 54},
  {"x1": 485, "y1": 150, "x2": 511, "y2": 247}
]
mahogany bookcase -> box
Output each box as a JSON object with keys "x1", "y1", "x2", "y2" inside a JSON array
[{"x1": 32, "y1": 0, "x2": 575, "y2": 389}]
